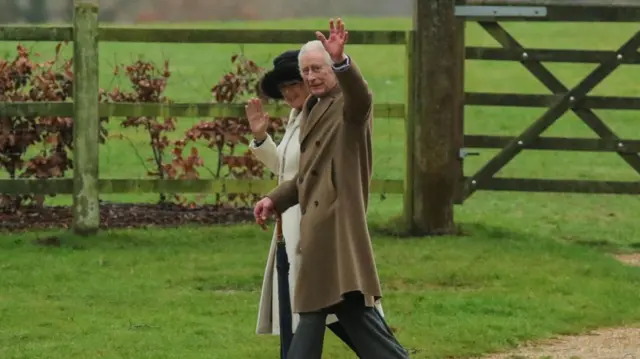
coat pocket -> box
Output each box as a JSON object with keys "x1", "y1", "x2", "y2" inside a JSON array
[{"x1": 326, "y1": 158, "x2": 338, "y2": 203}]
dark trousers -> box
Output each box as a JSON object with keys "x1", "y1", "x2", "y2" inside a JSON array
[
  {"x1": 287, "y1": 292, "x2": 410, "y2": 359},
  {"x1": 327, "y1": 321, "x2": 360, "y2": 357}
]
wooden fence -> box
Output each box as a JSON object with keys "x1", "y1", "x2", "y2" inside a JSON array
[
  {"x1": 407, "y1": 0, "x2": 640, "y2": 234},
  {"x1": 0, "y1": 0, "x2": 639, "y2": 235},
  {"x1": 0, "y1": 2, "x2": 409, "y2": 235},
  {"x1": 458, "y1": 0, "x2": 640, "y2": 203}
]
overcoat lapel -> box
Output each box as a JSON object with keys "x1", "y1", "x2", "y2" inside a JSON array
[
  {"x1": 300, "y1": 96, "x2": 334, "y2": 145},
  {"x1": 299, "y1": 85, "x2": 342, "y2": 145}
]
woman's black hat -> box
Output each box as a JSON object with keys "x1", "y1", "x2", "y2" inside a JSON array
[{"x1": 259, "y1": 50, "x2": 302, "y2": 100}]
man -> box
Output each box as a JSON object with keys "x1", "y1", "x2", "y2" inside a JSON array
[{"x1": 253, "y1": 18, "x2": 410, "y2": 359}]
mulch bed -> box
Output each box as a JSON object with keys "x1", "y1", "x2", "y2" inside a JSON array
[{"x1": 1, "y1": 202, "x2": 256, "y2": 232}]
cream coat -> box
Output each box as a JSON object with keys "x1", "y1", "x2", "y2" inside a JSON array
[{"x1": 250, "y1": 108, "x2": 383, "y2": 335}]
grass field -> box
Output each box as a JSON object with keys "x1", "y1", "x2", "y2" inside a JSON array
[{"x1": 1, "y1": 17, "x2": 640, "y2": 358}]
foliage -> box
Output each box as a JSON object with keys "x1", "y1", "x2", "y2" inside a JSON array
[
  {"x1": 0, "y1": 42, "x2": 108, "y2": 211},
  {"x1": 102, "y1": 59, "x2": 176, "y2": 203},
  {"x1": 104, "y1": 53, "x2": 288, "y2": 208},
  {"x1": 0, "y1": 44, "x2": 288, "y2": 210},
  {"x1": 169, "y1": 53, "x2": 286, "y2": 208}
]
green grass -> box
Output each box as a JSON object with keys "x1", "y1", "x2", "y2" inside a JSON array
[
  {"x1": 1, "y1": 17, "x2": 640, "y2": 358},
  {"x1": 1, "y1": 226, "x2": 639, "y2": 359}
]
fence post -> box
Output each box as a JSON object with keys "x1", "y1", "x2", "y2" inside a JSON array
[
  {"x1": 403, "y1": 30, "x2": 416, "y2": 232},
  {"x1": 72, "y1": 1, "x2": 100, "y2": 235},
  {"x1": 453, "y1": 16, "x2": 465, "y2": 206},
  {"x1": 408, "y1": 0, "x2": 464, "y2": 235}
]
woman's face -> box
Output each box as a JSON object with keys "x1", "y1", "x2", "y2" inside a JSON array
[{"x1": 279, "y1": 81, "x2": 309, "y2": 110}]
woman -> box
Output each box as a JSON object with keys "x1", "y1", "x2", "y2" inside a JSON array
[{"x1": 247, "y1": 49, "x2": 383, "y2": 356}]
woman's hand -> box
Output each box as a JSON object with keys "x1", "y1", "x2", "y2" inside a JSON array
[{"x1": 245, "y1": 98, "x2": 269, "y2": 141}]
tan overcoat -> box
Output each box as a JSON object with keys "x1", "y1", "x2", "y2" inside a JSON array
[
  {"x1": 250, "y1": 109, "x2": 384, "y2": 334},
  {"x1": 267, "y1": 58, "x2": 382, "y2": 313}
]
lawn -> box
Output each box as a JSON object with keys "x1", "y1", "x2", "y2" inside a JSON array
[{"x1": 1, "y1": 17, "x2": 640, "y2": 359}]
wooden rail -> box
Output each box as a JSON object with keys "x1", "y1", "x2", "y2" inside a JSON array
[
  {"x1": 0, "y1": 179, "x2": 404, "y2": 195},
  {"x1": 458, "y1": 0, "x2": 640, "y2": 22},
  {"x1": 464, "y1": 136, "x2": 640, "y2": 153},
  {"x1": 0, "y1": 178, "x2": 403, "y2": 194},
  {"x1": 3, "y1": 94, "x2": 637, "y2": 118},
  {"x1": 466, "y1": 47, "x2": 640, "y2": 64},
  {"x1": 465, "y1": 94, "x2": 640, "y2": 110},
  {"x1": 0, "y1": 27, "x2": 407, "y2": 44},
  {"x1": 465, "y1": 177, "x2": 640, "y2": 194},
  {"x1": 0, "y1": 102, "x2": 406, "y2": 118}
]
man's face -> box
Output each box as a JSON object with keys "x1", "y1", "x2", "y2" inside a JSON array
[
  {"x1": 299, "y1": 51, "x2": 337, "y2": 97},
  {"x1": 278, "y1": 81, "x2": 309, "y2": 110}
]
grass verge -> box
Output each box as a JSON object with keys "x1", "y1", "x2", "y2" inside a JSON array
[{"x1": 1, "y1": 224, "x2": 639, "y2": 359}]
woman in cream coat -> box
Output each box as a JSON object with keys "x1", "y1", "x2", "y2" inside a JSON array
[{"x1": 247, "y1": 49, "x2": 383, "y2": 356}]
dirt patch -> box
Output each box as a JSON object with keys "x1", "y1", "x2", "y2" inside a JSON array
[
  {"x1": 616, "y1": 254, "x2": 640, "y2": 267},
  {"x1": 0, "y1": 203, "x2": 255, "y2": 232},
  {"x1": 479, "y1": 327, "x2": 640, "y2": 359}
]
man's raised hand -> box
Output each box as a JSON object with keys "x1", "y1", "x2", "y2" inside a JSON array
[{"x1": 316, "y1": 18, "x2": 348, "y2": 64}]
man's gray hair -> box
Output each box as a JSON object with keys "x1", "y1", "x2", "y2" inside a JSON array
[{"x1": 298, "y1": 40, "x2": 333, "y2": 67}]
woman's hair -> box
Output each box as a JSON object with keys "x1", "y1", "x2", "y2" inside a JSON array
[{"x1": 298, "y1": 40, "x2": 332, "y2": 67}]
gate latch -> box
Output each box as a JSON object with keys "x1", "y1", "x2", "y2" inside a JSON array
[{"x1": 459, "y1": 148, "x2": 479, "y2": 159}]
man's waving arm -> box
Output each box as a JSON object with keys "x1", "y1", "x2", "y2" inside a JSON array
[
  {"x1": 333, "y1": 56, "x2": 372, "y2": 123},
  {"x1": 316, "y1": 18, "x2": 372, "y2": 124}
]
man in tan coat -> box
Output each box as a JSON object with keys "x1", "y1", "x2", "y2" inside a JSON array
[{"x1": 253, "y1": 18, "x2": 410, "y2": 359}]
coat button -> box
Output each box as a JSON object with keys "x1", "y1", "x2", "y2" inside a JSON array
[
  {"x1": 315, "y1": 140, "x2": 321, "y2": 146},
  {"x1": 314, "y1": 200, "x2": 319, "y2": 207},
  {"x1": 301, "y1": 208, "x2": 306, "y2": 215}
]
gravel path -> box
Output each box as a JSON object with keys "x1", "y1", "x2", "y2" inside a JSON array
[
  {"x1": 617, "y1": 253, "x2": 640, "y2": 266},
  {"x1": 479, "y1": 327, "x2": 639, "y2": 359},
  {"x1": 479, "y1": 255, "x2": 639, "y2": 359}
]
